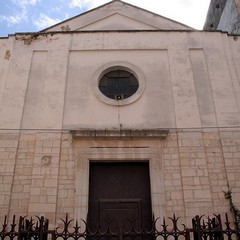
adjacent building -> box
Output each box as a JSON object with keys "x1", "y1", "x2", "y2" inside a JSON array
[{"x1": 204, "y1": 0, "x2": 240, "y2": 34}]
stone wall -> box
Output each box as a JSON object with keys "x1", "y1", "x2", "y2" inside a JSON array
[
  {"x1": 1, "y1": 129, "x2": 239, "y2": 227},
  {"x1": 0, "y1": 132, "x2": 19, "y2": 219}
]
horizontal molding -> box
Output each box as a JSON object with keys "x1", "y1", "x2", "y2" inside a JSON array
[{"x1": 70, "y1": 129, "x2": 169, "y2": 139}]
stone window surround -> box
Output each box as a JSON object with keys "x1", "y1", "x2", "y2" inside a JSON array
[
  {"x1": 74, "y1": 147, "x2": 165, "y2": 224},
  {"x1": 90, "y1": 61, "x2": 146, "y2": 106}
]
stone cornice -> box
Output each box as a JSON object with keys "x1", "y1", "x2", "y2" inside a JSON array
[{"x1": 70, "y1": 129, "x2": 169, "y2": 139}]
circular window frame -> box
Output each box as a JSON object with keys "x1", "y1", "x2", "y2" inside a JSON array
[{"x1": 91, "y1": 62, "x2": 146, "y2": 106}]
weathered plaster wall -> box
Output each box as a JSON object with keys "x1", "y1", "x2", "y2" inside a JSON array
[
  {"x1": 0, "y1": 38, "x2": 13, "y2": 120},
  {"x1": 0, "y1": 31, "x2": 240, "y2": 131}
]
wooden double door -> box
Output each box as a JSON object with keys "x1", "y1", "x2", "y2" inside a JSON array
[{"x1": 88, "y1": 162, "x2": 152, "y2": 232}]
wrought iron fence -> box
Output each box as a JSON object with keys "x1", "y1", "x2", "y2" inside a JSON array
[{"x1": 0, "y1": 213, "x2": 239, "y2": 240}]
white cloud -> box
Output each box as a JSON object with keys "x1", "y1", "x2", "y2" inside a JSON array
[
  {"x1": 33, "y1": 13, "x2": 61, "y2": 29},
  {"x1": 51, "y1": 6, "x2": 62, "y2": 13},
  {"x1": 0, "y1": 9, "x2": 27, "y2": 26},
  {"x1": 69, "y1": 0, "x2": 83, "y2": 9},
  {"x1": 64, "y1": 13, "x2": 70, "y2": 20},
  {"x1": 11, "y1": 0, "x2": 41, "y2": 7},
  {"x1": 69, "y1": 0, "x2": 108, "y2": 9},
  {"x1": 0, "y1": 0, "x2": 41, "y2": 26}
]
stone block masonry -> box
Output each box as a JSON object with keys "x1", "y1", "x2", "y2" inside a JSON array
[
  {"x1": 0, "y1": 132, "x2": 19, "y2": 223},
  {"x1": 0, "y1": 129, "x2": 239, "y2": 227}
]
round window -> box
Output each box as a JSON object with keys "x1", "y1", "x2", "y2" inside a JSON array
[{"x1": 99, "y1": 70, "x2": 139, "y2": 100}]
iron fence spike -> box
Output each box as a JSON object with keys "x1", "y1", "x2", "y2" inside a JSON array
[{"x1": 1, "y1": 213, "x2": 239, "y2": 240}]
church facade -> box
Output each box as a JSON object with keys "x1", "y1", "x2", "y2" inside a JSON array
[{"x1": 0, "y1": 0, "x2": 240, "y2": 227}]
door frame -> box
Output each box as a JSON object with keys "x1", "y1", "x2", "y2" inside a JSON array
[{"x1": 74, "y1": 147, "x2": 164, "y2": 224}]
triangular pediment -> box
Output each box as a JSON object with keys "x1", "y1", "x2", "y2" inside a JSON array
[
  {"x1": 42, "y1": 0, "x2": 192, "y2": 32},
  {"x1": 77, "y1": 13, "x2": 158, "y2": 31}
]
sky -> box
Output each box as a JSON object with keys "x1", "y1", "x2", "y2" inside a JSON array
[{"x1": 0, "y1": 0, "x2": 211, "y2": 37}]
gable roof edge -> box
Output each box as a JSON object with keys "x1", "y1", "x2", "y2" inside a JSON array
[
  {"x1": 40, "y1": 0, "x2": 120, "y2": 32},
  {"x1": 120, "y1": 1, "x2": 193, "y2": 30},
  {"x1": 40, "y1": 0, "x2": 193, "y2": 33}
]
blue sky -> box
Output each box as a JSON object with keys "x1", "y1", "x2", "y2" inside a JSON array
[{"x1": 0, "y1": 0, "x2": 211, "y2": 37}]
